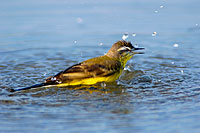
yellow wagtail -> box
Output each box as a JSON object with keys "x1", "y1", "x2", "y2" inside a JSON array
[{"x1": 11, "y1": 40, "x2": 144, "y2": 92}]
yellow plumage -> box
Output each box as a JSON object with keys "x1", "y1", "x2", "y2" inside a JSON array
[{"x1": 51, "y1": 55, "x2": 124, "y2": 86}]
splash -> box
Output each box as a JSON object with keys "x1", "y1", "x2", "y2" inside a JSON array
[
  {"x1": 99, "y1": 43, "x2": 103, "y2": 46},
  {"x1": 122, "y1": 33, "x2": 129, "y2": 40},
  {"x1": 76, "y1": 17, "x2": 83, "y2": 23},
  {"x1": 132, "y1": 33, "x2": 136, "y2": 37},
  {"x1": 152, "y1": 32, "x2": 157, "y2": 36},
  {"x1": 173, "y1": 43, "x2": 179, "y2": 47}
]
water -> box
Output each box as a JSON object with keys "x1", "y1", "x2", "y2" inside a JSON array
[{"x1": 0, "y1": 0, "x2": 200, "y2": 132}]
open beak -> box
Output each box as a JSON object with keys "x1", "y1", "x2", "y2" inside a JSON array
[{"x1": 131, "y1": 47, "x2": 145, "y2": 54}]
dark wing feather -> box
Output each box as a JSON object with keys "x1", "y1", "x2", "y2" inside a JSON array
[{"x1": 45, "y1": 56, "x2": 121, "y2": 84}]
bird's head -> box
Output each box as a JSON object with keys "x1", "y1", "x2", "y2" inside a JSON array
[{"x1": 106, "y1": 40, "x2": 144, "y2": 66}]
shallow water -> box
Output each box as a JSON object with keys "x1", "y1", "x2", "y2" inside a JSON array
[{"x1": 0, "y1": 0, "x2": 200, "y2": 132}]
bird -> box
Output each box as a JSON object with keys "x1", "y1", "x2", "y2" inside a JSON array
[{"x1": 10, "y1": 40, "x2": 144, "y2": 92}]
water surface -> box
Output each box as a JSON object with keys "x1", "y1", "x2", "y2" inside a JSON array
[{"x1": 0, "y1": 0, "x2": 200, "y2": 132}]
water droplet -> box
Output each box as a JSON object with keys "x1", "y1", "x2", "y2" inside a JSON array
[
  {"x1": 171, "y1": 62, "x2": 174, "y2": 64},
  {"x1": 122, "y1": 33, "x2": 129, "y2": 40},
  {"x1": 117, "y1": 80, "x2": 121, "y2": 85},
  {"x1": 160, "y1": 5, "x2": 164, "y2": 8},
  {"x1": 76, "y1": 17, "x2": 83, "y2": 23},
  {"x1": 195, "y1": 24, "x2": 199, "y2": 26},
  {"x1": 154, "y1": 10, "x2": 158, "y2": 13},
  {"x1": 132, "y1": 33, "x2": 136, "y2": 37},
  {"x1": 74, "y1": 40, "x2": 77, "y2": 44},
  {"x1": 152, "y1": 32, "x2": 157, "y2": 36},
  {"x1": 99, "y1": 43, "x2": 103, "y2": 46},
  {"x1": 101, "y1": 82, "x2": 106, "y2": 87},
  {"x1": 173, "y1": 43, "x2": 179, "y2": 47},
  {"x1": 43, "y1": 73, "x2": 47, "y2": 76},
  {"x1": 181, "y1": 70, "x2": 184, "y2": 74},
  {"x1": 124, "y1": 66, "x2": 131, "y2": 71},
  {"x1": 104, "y1": 52, "x2": 107, "y2": 55}
]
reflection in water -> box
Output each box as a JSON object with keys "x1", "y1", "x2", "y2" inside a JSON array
[
  {"x1": 7, "y1": 81, "x2": 134, "y2": 113},
  {"x1": 3, "y1": 82, "x2": 136, "y2": 132}
]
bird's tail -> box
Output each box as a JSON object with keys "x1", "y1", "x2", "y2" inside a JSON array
[{"x1": 10, "y1": 82, "x2": 57, "y2": 92}]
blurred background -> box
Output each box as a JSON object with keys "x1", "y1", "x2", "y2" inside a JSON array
[{"x1": 0, "y1": 0, "x2": 200, "y2": 132}]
